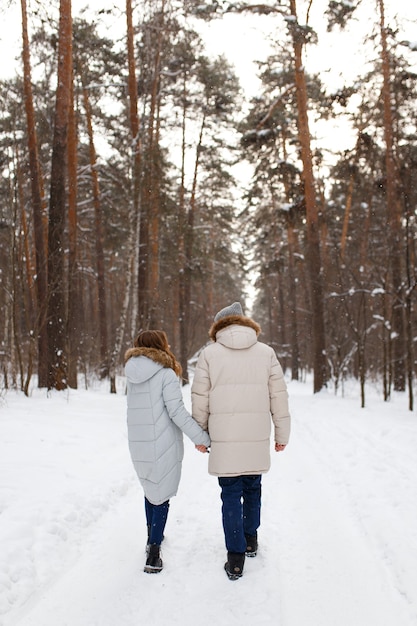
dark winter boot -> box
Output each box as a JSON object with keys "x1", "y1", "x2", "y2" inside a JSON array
[
  {"x1": 224, "y1": 552, "x2": 245, "y2": 580},
  {"x1": 245, "y1": 533, "x2": 258, "y2": 557},
  {"x1": 144, "y1": 544, "x2": 163, "y2": 574}
]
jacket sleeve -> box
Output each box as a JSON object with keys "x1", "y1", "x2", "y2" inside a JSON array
[
  {"x1": 269, "y1": 350, "x2": 291, "y2": 445},
  {"x1": 190, "y1": 350, "x2": 210, "y2": 431},
  {"x1": 162, "y1": 369, "x2": 211, "y2": 447}
]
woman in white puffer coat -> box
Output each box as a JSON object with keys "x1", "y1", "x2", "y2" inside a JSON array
[{"x1": 125, "y1": 330, "x2": 210, "y2": 574}]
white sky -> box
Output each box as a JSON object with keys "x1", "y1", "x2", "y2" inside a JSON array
[
  {"x1": 1, "y1": 0, "x2": 416, "y2": 157},
  {"x1": 2, "y1": 0, "x2": 416, "y2": 84}
]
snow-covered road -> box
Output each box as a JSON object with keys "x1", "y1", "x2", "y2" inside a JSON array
[{"x1": 1, "y1": 380, "x2": 416, "y2": 626}]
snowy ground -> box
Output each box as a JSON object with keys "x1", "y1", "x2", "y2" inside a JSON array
[{"x1": 1, "y1": 377, "x2": 417, "y2": 626}]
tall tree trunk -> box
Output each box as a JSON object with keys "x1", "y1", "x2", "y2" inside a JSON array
[
  {"x1": 177, "y1": 70, "x2": 187, "y2": 375},
  {"x1": 142, "y1": 6, "x2": 165, "y2": 329},
  {"x1": 358, "y1": 292, "x2": 367, "y2": 409},
  {"x1": 289, "y1": 0, "x2": 326, "y2": 392},
  {"x1": 126, "y1": 0, "x2": 145, "y2": 333},
  {"x1": 108, "y1": 0, "x2": 141, "y2": 393},
  {"x1": 148, "y1": 116, "x2": 162, "y2": 328},
  {"x1": 14, "y1": 140, "x2": 36, "y2": 394},
  {"x1": 281, "y1": 129, "x2": 299, "y2": 379},
  {"x1": 378, "y1": 0, "x2": 405, "y2": 391},
  {"x1": 180, "y1": 113, "x2": 206, "y2": 383},
  {"x1": 340, "y1": 172, "x2": 354, "y2": 259},
  {"x1": 405, "y1": 291, "x2": 413, "y2": 410},
  {"x1": 287, "y1": 222, "x2": 300, "y2": 380},
  {"x1": 147, "y1": 8, "x2": 165, "y2": 328},
  {"x1": 277, "y1": 264, "x2": 288, "y2": 371},
  {"x1": 82, "y1": 77, "x2": 108, "y2": 377},
  {"x1": 67, "y1": 64, "x2": 78, "y2": 388},
  {"x1": 404, "y1": 196, "x2": 414, "y2": 411},
  {"x1": 14, "y1": 139, "x2": 35, "y2": 322},
  {"x1": 11, "y1": 202, "x2": 25, "y2": 392},
  {"x1": 47, "y1": 0, "x2": 72, "y2": 390},
  {"x1": 381, "y1": 281, "x2": 390, "y2": 401},
  {"x1": 20, "y1": 0, "x2": 49, "y2": 387}
]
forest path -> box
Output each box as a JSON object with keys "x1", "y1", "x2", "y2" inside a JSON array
[{"x1": 4, "y1": 383, "x2": 417, "y2": 626}]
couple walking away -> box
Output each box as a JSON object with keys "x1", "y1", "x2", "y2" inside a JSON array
[{"x1": 124, "y1": 302, "x2": 291, "y2": 579}]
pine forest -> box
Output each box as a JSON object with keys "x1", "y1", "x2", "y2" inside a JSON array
[{"x1": 1, "y1": 0, "x2": 417, "y2": 408}]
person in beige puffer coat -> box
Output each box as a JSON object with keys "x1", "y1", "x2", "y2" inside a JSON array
[{"x1": 191, "y1": 302, "x2": 290, "y2": 580}]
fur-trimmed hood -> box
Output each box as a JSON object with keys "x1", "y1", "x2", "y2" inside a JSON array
[
  {"x1": 209, "y1": 315, "x2": 261, "y2": 342},
  {"x1": 125, "y1": 348, "x2": 174, "y2": 369},
  {"x1": 124, "y1": 346, "x2": 175, "y2": 368}
]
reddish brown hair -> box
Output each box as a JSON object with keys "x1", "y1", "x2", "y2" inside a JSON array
[{"x1": 134, "y1": 330, "x2": 182, "y2": 378}]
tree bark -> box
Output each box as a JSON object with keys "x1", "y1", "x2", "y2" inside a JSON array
[
  {"x1": 340, "y1": 172, "x2": 354, "y2": 259},
  {"x1": 178, "y1": 71, "x2": 188, "y2": 379},
  {"x1": 404, "y1": 195, "x2": 414, "y2": 411},
  {"x1": 14, "y1": 140, "x2": 36, "y2": 394},
  {"x1": 20, "y1": 0, "x2": 49, "y2": 387},
  {"x1": 126, "y1": 0, "x2": 145, "y2": 331},
  {"x1": 82, "y1": 76, "x2": 109, "y2": 377},
  {"x1": 67, "y1": 63, "x2": 78, "y2": 388},
  {"x1": 281, "y1": 129, "x2": 299, "y2": 380},
  {"x1": 108, "y1": 0, "x2": 141, "y2": 393},
  {"x1": 287, "y1": 222, "x2": 300, "y2": 379},
  {"x1": 378, "y1": 0, "x2": 405, "y2": 391},
  {"x1": 147, "y1": 8, "x2": 165, "y2": 328},
  {"x1": 289, "y1": 0, "x2": 326, "y2": 392},
  {"x1": 181, "y1": 113, "x2": 206, "y2": 382},
  {"x1": 47, "y1": 0, "x2": 73, "y2": 390}
]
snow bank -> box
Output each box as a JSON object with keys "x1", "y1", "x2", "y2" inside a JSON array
[{"x1": 0, "y1": 379, "x2": 416, "y2": 625}]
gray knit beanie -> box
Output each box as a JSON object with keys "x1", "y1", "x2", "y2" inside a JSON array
[{"x1": 214, "y1": 301, "x2": 244, "y2": 322}]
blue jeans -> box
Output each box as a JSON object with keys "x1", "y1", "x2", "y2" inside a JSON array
[
  {"x1": 218, "y1": 475, "x2": 262, "y2": 553},
  {"x1": 144, "y1": 497, "x2": 169, "y2": 545}
]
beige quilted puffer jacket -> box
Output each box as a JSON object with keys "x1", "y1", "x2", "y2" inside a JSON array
[{"x1": 191, "y1": 316, "x2": 290, "y2": 477}]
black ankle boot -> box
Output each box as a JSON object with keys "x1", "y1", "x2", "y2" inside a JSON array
[
  {"x1": 144, "y1": 544, "x2": 163, "y2": 574},
  {"x1": 245, "y1": 532, "x2": 258, "y2": 557},
  {"x1": 224, "y1": 552, "x2": 245, "y2": 580}
]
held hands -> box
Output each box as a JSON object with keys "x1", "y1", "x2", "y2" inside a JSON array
[{"x1": 196, "y1": 443, "x2": 283, "y2": 453}]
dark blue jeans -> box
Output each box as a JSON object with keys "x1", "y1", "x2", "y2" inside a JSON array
[
  {"x1": 144, "y1": 497, "x2": 169, "y2": 546},
  {"x1": 218, "y1": 475, "x2": 262, "y2": 553}
]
